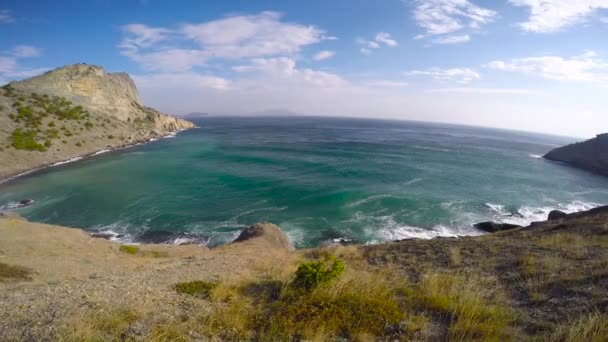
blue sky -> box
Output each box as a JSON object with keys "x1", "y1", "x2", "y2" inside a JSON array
[{"x1": 1, "y1": 0, "x2": 607, "y2": 137}]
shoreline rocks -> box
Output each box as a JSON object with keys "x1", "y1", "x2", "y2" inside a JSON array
[{"x1": 474, "y1": 221, "x2": 522, "y2": 233}]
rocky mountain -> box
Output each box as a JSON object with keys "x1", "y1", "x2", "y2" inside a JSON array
[
  {"x1": 544, "y1": 133, "x2": 608, "y2": 176},
  {"x1": 0, "y1": 64, "x2": 195, "y2": 180}
]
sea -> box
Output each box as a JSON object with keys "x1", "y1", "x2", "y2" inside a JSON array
[{"x1": 1, "y1": 116, "x2": 607, "y2": 248}]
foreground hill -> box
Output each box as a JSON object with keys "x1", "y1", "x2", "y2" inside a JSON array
[
  {"x1": 544, "y1": 133, "x2": 608, "y2": 176},
  {"x1": 0, "y1": 64, "x2": 194, "y2": 180},
  {"x1": 1, "y1": 207, "x2": 607, "y2": 340}
]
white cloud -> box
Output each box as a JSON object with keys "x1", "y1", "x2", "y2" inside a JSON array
[
  {"x1": 430, "y1": 87, "x2": 536, "y2": 94},
  {"x1": 12, "y1": 45, "x2": 42, "y2": 58},
  {"x1": 0, "y1": 9, "x2": 14, "y2": 23},
  {"x1": 509, "y1": 0, "x2": 608, "y2": 33},
  {"x1": 432, "y1": 34, "x2": 471, "y2": 44},
  {"x1": 486, "y1": 51, "x2": 608, "y2": 82},
  {"x1": 412, "y1": 0, "x2": 496, "y2": 42},
  {"x1": 133, "y1": 73, "x2": 230, "y2": 90},
  {"x1": 120, "y1": 12, "x2": 332, "y2": 72},
  {"x1": 406, "y1": 67, "x2": 481, "y2": 83},
  {"x1": 313, "y1": 50, "x2": 335, "y2": 61},
  {"x1": 233, "y1": 57, "x2": 347, "y2": 88},
  {"x1": 0, "y1": 45, "x2": 46, "y2": 83},
  {"x1": 365, "y1": 80, "x2": 409, "y2": 87},
  {"x1": 375, "y1": 32, "x2": 398, "y2": 46},
  {"x1": 357, "y1": 32, "x2": 398, "y2": 54}
]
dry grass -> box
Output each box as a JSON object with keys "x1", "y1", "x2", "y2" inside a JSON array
[
  {"x1": 411, "y1": 272, "x2": 515, "y2": 341},
  {"x1": 58, "y1": 308, "x2": 140, "y2": 342},
  {"x1": 549, "y1": 312, "x2": 608, "y2": 342},
  {"x1": 0, "y1": 262, "x2": 32, "y2": 282}
]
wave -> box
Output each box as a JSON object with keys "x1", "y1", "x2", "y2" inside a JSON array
[
  {"x1": 93, "y1": 149, "x2": 111, "y2": 156},
  {"x1": 412, "y1": 145, "x2": 451, "y2": 153},
  {"x1": 52, "y1": 156, "x2": 83, "y2": 166},
  {"x1": 484, "y1": 200, "x2": 599, "y2": 226},
  {"x1": 528, "y1": 154, "x2": 543, "y2": 159}
]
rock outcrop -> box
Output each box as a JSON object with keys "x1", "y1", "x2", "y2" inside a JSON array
[
  {"x1": 544, "y1": 134, "x2": 608, "y2": 176},
  {"x1": 8, "y1": 64, "x2": 194, "y2": 132},
  {"x1": 548, "y1": 210, "x2": 567, "y2": 220},
  {"x1": 474, "y1": 221, "x2": 522, "y2": 233},
  {"x1": 233, "y1": 222, "x2": 294, "y2": 251}
]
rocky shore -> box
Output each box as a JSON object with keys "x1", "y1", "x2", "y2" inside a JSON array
[{"x1": 1, "y1": 206, "x2": 607, "y2": 340}]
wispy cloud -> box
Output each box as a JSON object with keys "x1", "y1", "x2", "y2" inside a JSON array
[
  {"x1": 411, "y1": 0, "x2": 496, "y2": 43},
  {"x1": 120, "y1": 12, "x2": 333, "y2": 72},
  {"x1": 357, "y1": 32, "x2": 398, "y2": 55},
  {"x1": 406, "y1": 67, "x2": 481, "y2": 83},
  {"x1": 0, "y1": 45, "x2": 46, "y2": 83},
  {"x1": 12, "y1": 45, "x2": 42, "y2": 58},
  {"x1": 430, "y1": 87, "x2": 536, "y2": 94},
  {"x1": 509, "y1": 0, "x2": 608, "y2": 33},
  {"x1": 0, "y1": 9, "x2": 14, "y2": 23},
  {"x1": 432, "y1": 34, "x2": 471, "y2": 44},
  {"x1": 486, "y1": 51, "x2": 608, "y2": 82},
  {"x1": 313, "y1": 50, "x2": 335, "y2": 61}
]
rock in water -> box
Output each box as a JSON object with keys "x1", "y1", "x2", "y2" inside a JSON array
[
  {"x1": 19, "y1": 199, "x2": 34, "y2": 207},
  {"x1": 544, "y1": 133, "x2": 608, "y2": 176},
  {"x1": 548, "y1": 210, "x2": 567, "y2": 220},
  {"x1": 474, "y1": 221, "x2": 522, "y2": 233}
]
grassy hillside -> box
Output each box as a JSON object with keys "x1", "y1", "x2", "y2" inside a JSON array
[
  {"x1": 0, "y1": 85, "x2": 163, "y2": 179},
  {"x1": 1, "y1": 209, "x2": 607, "y2": 341}
]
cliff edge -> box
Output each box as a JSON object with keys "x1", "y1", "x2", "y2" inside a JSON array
[{"x1": 544, "y1": 133, "x2": 608, "y2": 176}]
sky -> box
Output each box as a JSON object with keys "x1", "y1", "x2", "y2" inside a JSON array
[{"x1": 0, "y1": 1, "x2": 607, "y2": 138}]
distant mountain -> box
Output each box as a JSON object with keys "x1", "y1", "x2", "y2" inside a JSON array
[
  {"x1": 544, "y1": 133, "x2": 608, "y2": 176},
  {"x1": 183, "y1": 112, "x2": 209, "y2": 119},
  {"x1": 249, "y1": 109, "x2": 306, "y2": 117}
]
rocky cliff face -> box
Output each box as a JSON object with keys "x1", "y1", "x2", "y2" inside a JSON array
[
  {"x1": 544, "y1": 133, "x2": 608, "y2": 176},
  {"x1": 9, "y1": 64, "x2": 194, "y2": 131}
]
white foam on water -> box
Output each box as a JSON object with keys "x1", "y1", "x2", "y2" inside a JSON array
[
  {"x1": 346, "y1": 194, "x2": 393, "y2": 207},
  {"x1": 52, "y1": 156, "x2": 83, "y2": 166},
  {"x1": 528, "y1": 154, "x2": 543, "y2": 159},
  {"x1": 484, "y1": 200, "x2": 600, "y2": 226},
  {"x1": 93, "y1": 149, "x2": 111, "y2": 156}
]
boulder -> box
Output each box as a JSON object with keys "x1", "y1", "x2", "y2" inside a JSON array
[
  {"x1": 548, "y1": 210, "x2": 567, "y2": 220},
  {"x1": 474, "y1": 221, "x2": 522, "y2": 233},
  {"x1": 233, "y1": 222, "x2": 294, "y2": 251}
]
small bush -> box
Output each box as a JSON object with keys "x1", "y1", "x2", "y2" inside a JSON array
[
  {"x1": 119, "y1": 245, "x2": 139, "y2": 254},
  {"x1": 75, "y1": 142, "x2": 82, "y2": 147},
  {"x1": 292, "y1": 256, "x2": 345, "y2": 290},
  {"x1": 175, "y1": 280, "x2": 217, "y2": 299}
]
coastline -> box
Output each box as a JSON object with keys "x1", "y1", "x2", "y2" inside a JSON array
[{"x1": 0, "y1": 128, "x2": 195, "y2": 185}]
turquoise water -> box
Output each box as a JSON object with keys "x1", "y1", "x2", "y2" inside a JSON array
[{"x1": 2, "y1": 117, "x2": 608, "y2": 247}]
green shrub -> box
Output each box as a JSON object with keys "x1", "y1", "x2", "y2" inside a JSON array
[
  {"x1": 9, "y1": 128, "x2": 46, "y2": 151},
  {"x1": 75, "y1": 142, "x2": 82, "y2": 147},
  {"x1": 48, "y1": 121, "x2": 55, "y2": 127},
  {"x1": 175, "y1": 280, "x2": 217, "y2": 298},
  {"x1": 119, "y1": 245, "x2": 139, "y2": 254},
  {"x1": 292, "y1": 256, "x2": 345, "y2": 291}
]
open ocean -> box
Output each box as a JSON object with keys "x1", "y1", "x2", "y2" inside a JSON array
[{"x1": 1, "y1": 116, "x2": 607, "y2": 248}]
